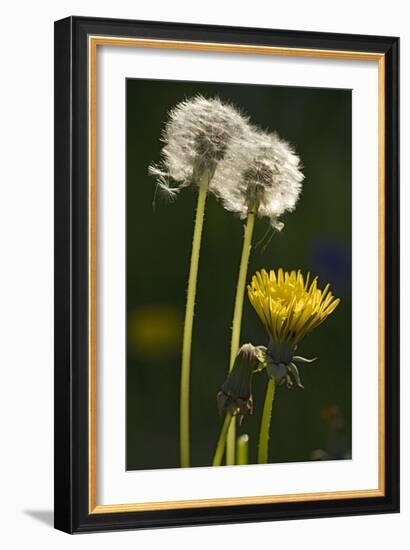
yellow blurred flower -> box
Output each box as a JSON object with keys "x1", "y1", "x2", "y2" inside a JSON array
[{"x1": 128, "y1": 305, "x2": 183, "y2": 360}]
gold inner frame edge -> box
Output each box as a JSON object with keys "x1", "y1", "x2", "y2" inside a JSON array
[{"x1": 88, "y1": 35, "x2": 386, "y2": 514}]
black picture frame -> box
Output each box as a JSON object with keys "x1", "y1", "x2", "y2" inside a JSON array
[{"x1": 54, "y1": 15, "x2": 400, "y2": 534}]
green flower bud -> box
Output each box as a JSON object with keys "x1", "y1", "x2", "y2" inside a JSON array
[{"x1": 217, "y1": 343, "x2": 258, "y2": 420}]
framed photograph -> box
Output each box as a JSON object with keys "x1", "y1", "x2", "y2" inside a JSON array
[{"x1": 54, "y1": 16, "x2": 399, "y2": 533}]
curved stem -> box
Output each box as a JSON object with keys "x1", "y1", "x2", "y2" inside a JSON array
[
  {"x1": 212, "y1": 411, "x2": 233, "y2": 467},
  {"x1": 258, "y1": 376, "x2": 276, "y2": 464},
  {"x1": 180, "y1": 171, "x2": 209, "y2": 468},
  {"x1": 226, "y1": 212, "x2": 256, "y2": 465}
]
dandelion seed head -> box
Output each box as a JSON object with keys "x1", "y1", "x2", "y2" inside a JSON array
[
  {"x1": 211, "y1": 127, "x2": 304, "y2": 229},
  {"x1": 149, "y1": 95, "x2": 250, "y2": 191}
]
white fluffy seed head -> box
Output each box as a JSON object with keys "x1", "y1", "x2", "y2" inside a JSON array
[
  {"x1": 148, "y1": 95, "x2": 250, "y2": 196},
  {"x1": 210, "y1": 127, "x2": 304, "y2": 230}
]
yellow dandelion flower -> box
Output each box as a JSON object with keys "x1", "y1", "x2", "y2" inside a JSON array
[
  {"x1": 248, "y1": 268, "x2": 340, "y2": 345},
  {"x1": 247, "y1": 268, "x2": 340, "y2": 388}
]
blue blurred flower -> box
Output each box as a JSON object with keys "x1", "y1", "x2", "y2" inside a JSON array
[{"x1": 310, "y1": 238, "x2": 351, "y2": 296}]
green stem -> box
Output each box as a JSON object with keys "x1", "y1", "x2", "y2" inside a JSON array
[
  {"x1": 226, "y1": 211, "x2": 256, "y2": 465},
  {"x1": 258, "y1": 376, "x2": 276, "y2": 464},
  {"x1": 180, "y1": 171, "x2": 210, "y2": 468},
  {"x1": 212, "y1": 411, "x2": 233, "y2": 466},
  {"x1": 236, "y1": 434, "x2": 249, "y2": 465}
]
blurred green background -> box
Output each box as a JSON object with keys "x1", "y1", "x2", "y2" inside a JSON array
[{"x1": 126, "y1": 79, "x2": 352, "y2": 470}]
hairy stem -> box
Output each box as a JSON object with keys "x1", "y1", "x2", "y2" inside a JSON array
[
  {"x1": 258, "y1": 376, "x2": 276, "y2": 464},
  {"x1": 180, "y1": 171, "x2": 210, "y2": 468},
  {"x1": 226, "y1": 211, "x2": 256, "y2": 465},
  {"x1": 212, "y1": 411, "x2": 233, "y2": 467}
]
